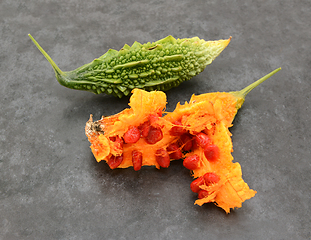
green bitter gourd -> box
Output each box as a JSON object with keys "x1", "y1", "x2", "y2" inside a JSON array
[{"x1": 28, "y1": 34, "x2": 231, "y2": 98}]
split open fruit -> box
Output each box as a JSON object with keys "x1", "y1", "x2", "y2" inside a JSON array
[{"x1": 85, "y1": 68, "x2": 281, "y2": 213}]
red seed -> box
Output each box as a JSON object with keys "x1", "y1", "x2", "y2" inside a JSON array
[
  {"x1": 198, "y1": 190, "x2": 209, "y2": 199},
  {"x1": 123, "y1": 126, "x2": 140, "y2": 143},
  {"x1": 138, "y1": 121, "x2": 150, "y2": 138},
  {"x1": 203, "y1": 172, "x2": 220, "y2": 184},
  {"x1": 108, "y1": 154, "x2": 123, "y2": 169},
  {"x1": 204, "y1": 144, "x2": 220, "y2": 162},
  {"x1": 132, "y1": 150, "x2": 143, "y2": 171},
  {"x1": 166, "y1": 143, "x2": 183, "y2": 160},
  {"x1": 195, "y1": 132, "x2": 212, "y2": 149},
  {"x1": 109, "y1": 136, "x2": 123, "y2": 150},
  {"x1": 169, "y1": 121, "x2": 187, "y2": 136},
  {"x1": 179, "y1": 134, "x2": 193, "y2": 151},
  {"x1": 191, "y1": 136, "x2": 199, "y2": 149},
  {"x1": 155, "y1": 149, "x2": 170, "y2": 168},
  {"x1": 149, "y1": 114, "x2": 160, "y2": 124},
  {"x1": 145, "y1": 126, "x2": 163, "y2": 144},
  {"x1": 183, "y1": 154, "x2": 200, "y2": 170},
  {"x1": 190, "y1": 176, "x2": 205, "y2": 193}
]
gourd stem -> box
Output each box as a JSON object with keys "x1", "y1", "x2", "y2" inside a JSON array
[
  {"x1": 238, "y1": 67, "x2": 281, "y2": 99},
  {"x1": 28, "y1": 34, "x2": 64, "y2": 77},
  {"x1": 229, "y1": 68, "x2": 281, "y2": 110}
]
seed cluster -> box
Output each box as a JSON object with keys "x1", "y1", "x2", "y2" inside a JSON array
[{"x1": 104, "y1": 111, "x2": 221, "y2": 199}]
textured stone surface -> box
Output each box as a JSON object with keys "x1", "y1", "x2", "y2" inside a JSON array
[{"x1": 0, "y1": 0, "x2": 310, "y2": 239}]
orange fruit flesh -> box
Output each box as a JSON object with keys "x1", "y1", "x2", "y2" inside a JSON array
[{"x1": 85, "y1": 89, "x2": 256, "y2": 213}]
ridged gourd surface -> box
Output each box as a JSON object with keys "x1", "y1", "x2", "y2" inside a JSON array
[
  {"x1": 29, "y1": 34, "x2": 230, "y2": 98},
  {"x1": 69, "y1": 36, "x2": 230, "y2": 97}
]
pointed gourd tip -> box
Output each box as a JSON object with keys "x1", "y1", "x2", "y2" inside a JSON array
[
  {"x1": 227, "y1": 36, "x2": 232, "y2": 42},
  {"x1": 205, "y1": 36, "x2": 232, "y2": 62},
  {"x1": 224, "y1": 36, "x2": 232, "y2": 47}
]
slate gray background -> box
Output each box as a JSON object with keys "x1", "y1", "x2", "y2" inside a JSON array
[{"x1": 1, "y1": 0, "x2": 310, "y2": 239}]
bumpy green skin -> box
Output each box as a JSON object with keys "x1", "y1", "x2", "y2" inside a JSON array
[{"x1": 29, "y1": 35, "x2": 230, "y2": 98}]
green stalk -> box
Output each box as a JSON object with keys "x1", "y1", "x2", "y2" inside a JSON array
[
  {"x1": 28, "y1": 34, "x2": 70, "y2": 87},
  {"x1": 230, "y1": 67, "x2": 281, "y2": 109}
]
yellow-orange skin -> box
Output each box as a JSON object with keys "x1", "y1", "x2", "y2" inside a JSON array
[{"x1": 85, "y1": 89, "x2": 256, "y2": 213}]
